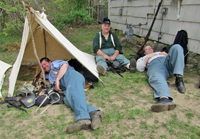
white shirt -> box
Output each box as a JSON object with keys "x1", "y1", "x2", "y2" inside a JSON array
[{"x1": 136, "y1": 52, "x2": 166, "y2": 72}]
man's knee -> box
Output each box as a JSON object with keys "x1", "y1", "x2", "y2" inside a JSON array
[
  {"x1": 148, "y1": 73, "x2": 165, "y2": 83},
  {"x1": 171, "y1": 44, "x2": 183, "y2": 52},
  {"x1": 116, "y1": 54, "x2": 125, "y2": 59},
  {"x1": 116, "y1": 54, "x2": 130, "y2": 65},
  {"x1": 96, "y1": 56, "x2": 106, "y2": 64}
]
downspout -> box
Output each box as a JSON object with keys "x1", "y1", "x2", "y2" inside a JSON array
[
  {"x1": 177, "y1": 0, "x2": 181, "y2": 19},
  {"x1": 133, "y1": 0, "x2": 156, "y2": 27},
  {"x1": 153, "y1": 0, "x2": 156, "y2": 13}
]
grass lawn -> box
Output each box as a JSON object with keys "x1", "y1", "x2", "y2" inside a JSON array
[{"x1": 0, "y1": 24, "x2": 200, "y2": 139}]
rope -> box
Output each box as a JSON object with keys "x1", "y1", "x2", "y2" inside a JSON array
[{"x1": 21, "y1": 0, "x2": 46, "y2": 87}]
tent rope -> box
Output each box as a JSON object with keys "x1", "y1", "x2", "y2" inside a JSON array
[{"x1": 22, "y1": 1, "x2": 46, "y2": 87}]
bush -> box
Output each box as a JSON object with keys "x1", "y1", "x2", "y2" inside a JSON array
[
  {"x1": 0, "y1": 0, "x2": 98, "y2": 36},
  {"x1": 53, "y1": 7, "x2": 96, "y2": 30},
  {"x1": 0, "y1": 0, "x2": 25, "y2": 36}
]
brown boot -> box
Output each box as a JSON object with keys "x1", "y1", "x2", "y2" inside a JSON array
[
  {"x1": 97, "y1": 65, "x2": 107, "y2": 76},
  {"x1": 129, "y1": 58, "x2": 136, "y2": 73},
  {"x1": 66, "y1": 119, "x2": 91, "y2": 134},
  {"x1": 89, "y1": 111, "x2": 104, "y2": 130}
]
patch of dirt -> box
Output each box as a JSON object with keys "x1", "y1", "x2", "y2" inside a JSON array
[{"x1": 18, "y1": 65, "x2": 36, "y2": 81}]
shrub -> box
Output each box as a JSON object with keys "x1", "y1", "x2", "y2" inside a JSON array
[{"x1": 53, "y1": 7, "x2": 96, "y2": 30}]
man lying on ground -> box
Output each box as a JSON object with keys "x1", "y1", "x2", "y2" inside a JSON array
[
  {"x1": 136, "y1": 44, "x2": 186, "y2": 112},
  {"x1": 40, "y1": 57, "x2": 104, "y2": 133}
]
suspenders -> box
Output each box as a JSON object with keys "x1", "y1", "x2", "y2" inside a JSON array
[{"x1": 99, "y1": 32, "x2": 116, "y2": 49}]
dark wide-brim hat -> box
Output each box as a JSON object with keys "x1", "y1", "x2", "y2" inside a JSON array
[{"x1": 102, "y1": 17, "x2": 110, "y2": 24}]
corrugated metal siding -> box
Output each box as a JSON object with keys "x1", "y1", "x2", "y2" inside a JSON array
[{"x1": 108, "y1": 0, "x2": 200, "y2": 53}]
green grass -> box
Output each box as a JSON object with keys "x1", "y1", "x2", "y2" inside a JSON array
[
  {"x1": 0, "y1": 34, "x2": 21, "y2": 46},
  {"x1": 0, "y1": 34, "x2": 21, "y2": 64},
  {"x1": 162, "y1": 114, "x2": 200, "y2": 138},
  {"x1": 0, "y1": 24, "x2": 200, "y2": 139}
]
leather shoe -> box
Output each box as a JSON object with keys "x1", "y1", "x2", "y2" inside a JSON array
[
  {"x1": 89, "y1": 110, "x2": 104, "y2": 130},
  {"x1": 97, "y1": 65, "x2": 107, "y2": 76},
  {"x1": 66, "y1": 119, "x2": 91, "y2": 134},
  {"x1": 151, "y1": 98, "x2": 176, "y2": 112},
  {"x1": 175, "y1": 77, "x2": 186, "y2": 93},
  {"x1": 129, "y1": 58, "x2": 136, "y2": 73}
]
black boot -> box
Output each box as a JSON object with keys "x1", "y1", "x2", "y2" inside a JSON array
[
  {"x1": 175, "y1": 77, "x2": 186, "y2": 93},
  {"x1": 151, "y1": 98, "x2": 176, "y2": 112}
]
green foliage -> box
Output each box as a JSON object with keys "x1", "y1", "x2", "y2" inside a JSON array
[
  {"x1": 54, "y1": 7, "x2": 96, "y2": 30},
  {"x1": 0, "y1": 0, "x2": 25, "y2": 36},
  {"x1": 0, "y1": 33, "x2": 21, "y2": 53},
  {"x1": 102, "y1": 0, "x2": 108, "y2": 17},
  {"x1": 0, "y1": 0, "x2": 97, "y2": 36}
]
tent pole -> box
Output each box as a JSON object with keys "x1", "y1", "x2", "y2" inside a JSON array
[
  {"x1": 43, "y1": 29, "x2": 47, "y2": 57},
  {"x1": 22, "y1": 1, "x2": 46, "y2": 87}
]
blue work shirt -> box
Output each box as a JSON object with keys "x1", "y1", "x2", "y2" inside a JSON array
[{"x1": 45, "y1": 60, "x2": 74, "y2": 84}]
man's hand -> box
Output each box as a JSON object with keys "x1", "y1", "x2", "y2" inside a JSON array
[
  {"x1": 104, "y1": 55, "x2": 112, "y2": 60},
  {"x1": 110, "y1": 55, "x2": 116, "y2": 60},
  {"x1": 148, "y1": 53, "x2": 158, "y2": 58},
  {"x1": 55, "y1": 63, "x2": 68, "y2": 91},
  {"x1": 55, "y1": 79, "x2": 61, "y2": 91},
  {"x1": 144, "y1": 53, "x2": 158, "y2": 62}
]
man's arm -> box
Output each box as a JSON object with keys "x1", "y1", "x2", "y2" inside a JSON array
[
  {"x1": 112, "y1": 33, "x2": 123, "y2": 54},
  {"x1": 93, "y1": 34, "x2": 101, "y2": 55},
  {"x1": 143, "y1": 53, "x2": 158, "y2": 62},
  {"x1": 96, "y1": 49, "x2": 111, "y2": 60},
  {"x1": 97, "y1": 49, "x2": 119, "y2": 60},
  {"x1": 136, "y1": 57, "x2": 147, "y2": 72},
  {"x1": 55, "y1": 63, "x2": 68, "y2": 91},
  {"x1": 110, "y1": 50, "x2": 119, "y2": 60},
  {"x1": 136, "y1": 53, "x2": 158, "y2": 72}
]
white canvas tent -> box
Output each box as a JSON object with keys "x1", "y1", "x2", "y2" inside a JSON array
[
  {"x1": 0, "y1": 61, "x2": 12, "y2": 99},
  {"x1": 8, "y1": 8, "x2": 101, "y2": 97}
]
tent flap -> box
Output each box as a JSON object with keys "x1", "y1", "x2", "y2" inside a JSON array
[{"x1": 0, "y1": 61, "x2": 12, "y2": 98}]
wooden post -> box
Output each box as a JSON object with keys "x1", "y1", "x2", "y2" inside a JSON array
[
  {"x1": 97, "y1": 0, "x2": 99, "y2": 23},
  {"x1": 88, "y1": 0, "x2": 90, "y2": 16},
  {"x1": 92, "y1": 0, "x2": 94, "y2": 18}
]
